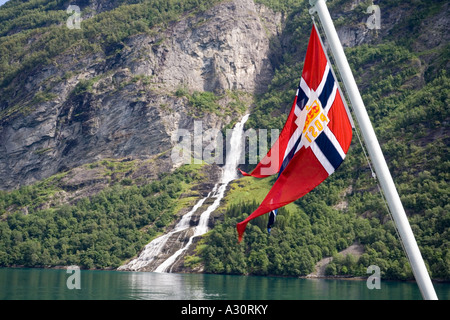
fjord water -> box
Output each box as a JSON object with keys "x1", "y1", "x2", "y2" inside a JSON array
[{"x1": 1, "y1": 268, "x2": 449, "y2": 300}]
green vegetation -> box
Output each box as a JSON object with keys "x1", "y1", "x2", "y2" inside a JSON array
[
  {"x1": 0, "y1": 162, "x2": 205, "y2": 268},
  {"x1": 198, "y1": 162, "x2": 419, "y2": 279},
  {"x1": 0, "y1": 0, "x2": 223, "y2": 108},
  {"x1": 254, "y1": 0, "x2": 303, "y2": 13},
  {"x1": 0, "y1": 0, "x2": 448, "y2": 280},
  {"x1": 174, "y1": 89, "x2": 249, "y2": 118},
  {"x1": 188, "y1": 91, "x2": 222, "y2": 115},
  {"x1": 192, "y1": 0, "x2": 449, "y2": 280}
]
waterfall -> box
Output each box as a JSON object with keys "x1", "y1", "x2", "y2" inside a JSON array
[
  {"x1": 117, "y1": 194, "x2": 210, "y2": 271},
  {"x1": 119, "y1": 114, "x2": 250, "y2": 273},
  {"x1": 221, "y1": 113, "x2": 250, "y2": 184}
]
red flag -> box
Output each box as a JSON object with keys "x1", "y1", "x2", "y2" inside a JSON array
[{"x1": 237, "y1": 25, "x2": 353, "y2": 242}]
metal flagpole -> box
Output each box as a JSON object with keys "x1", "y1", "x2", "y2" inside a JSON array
[{"x1": 308, "y1": 0, "x2": 438, "y2": 300}]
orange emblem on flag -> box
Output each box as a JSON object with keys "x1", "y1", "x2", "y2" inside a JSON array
[{"x1": 303, "y1": 100, "x2": 321, "y2": 133}]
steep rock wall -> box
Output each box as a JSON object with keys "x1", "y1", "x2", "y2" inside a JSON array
[{"x1": 0, "y1": 0, "x2": 282, "y2": 190}]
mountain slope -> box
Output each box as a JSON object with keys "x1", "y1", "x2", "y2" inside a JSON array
[
  {"x1": 198, "y1": 0, "x2": 449, "y2": 280},
  {"x1": 0, "y1": 0, "x2": 281, "y2": 268},
  {"x1": 0, "y1": 0, "x2": 448, "y2": 280},
  {"x1": 0, "y1": 0, "x2": 280, "y2": 190}
]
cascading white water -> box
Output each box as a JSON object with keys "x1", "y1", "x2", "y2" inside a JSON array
[
  {"x1": 118, "y1": 194, "x2": 211, "y2": 271},
  {"x1": 119, "y1": 114, "x2": 250, "y2": 273},
  {"x1": 155, "y1": 114, "x2": 250, "y2": 273},
  {"x1": 221, "y1": 114, "x2": 250, "y2": 184}
]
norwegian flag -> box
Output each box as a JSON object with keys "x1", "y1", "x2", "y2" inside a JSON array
[{"x1": 237, "y1": 25, "x2": 354, "y2": 242}]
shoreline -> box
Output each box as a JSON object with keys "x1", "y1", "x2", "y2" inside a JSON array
[{"x1": 2, "y1": 265, "x2": 449, "y2": 283}]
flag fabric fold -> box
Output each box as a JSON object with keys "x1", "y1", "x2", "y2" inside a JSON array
[{"x1": 237, "y1": 24, "x2": 353, "y2": 242}]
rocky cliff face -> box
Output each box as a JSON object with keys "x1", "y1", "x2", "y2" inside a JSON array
[{"x1": 0, "y1": 0, "x2": 282, "y2": 190}]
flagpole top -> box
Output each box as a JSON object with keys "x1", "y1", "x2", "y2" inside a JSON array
[
  {"x1": 309, "y1": 0, "x2": 325, "y2": 7},
  {"x1": 309, "y1": 0, "x2": 325, "y2": 15}
]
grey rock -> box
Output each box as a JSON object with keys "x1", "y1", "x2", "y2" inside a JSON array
[{"x1": 0, "y1": 0, "x2": 281, "y2": 190}]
